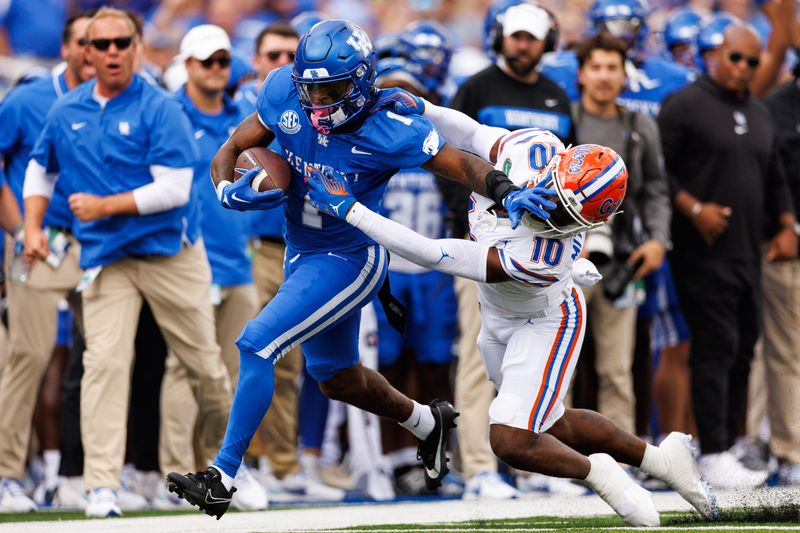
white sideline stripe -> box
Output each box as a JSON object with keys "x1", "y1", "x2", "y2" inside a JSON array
[{"x1": 256, "y1": 246, "x2": 385, "y2": 360}]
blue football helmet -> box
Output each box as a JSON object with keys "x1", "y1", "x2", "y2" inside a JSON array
[
  {"x1": 374, "y1": 32, "x2": 410, "y2": 61},
  {"x1": 663, "y1": 7, "x2": 702, "y2": 67},
  {"x1": 695, "y1": 12, "x2": 740, "y2": 73},
  {"x1": 663, "y1": 8, "x2": 702, "y2": 49},
  {"x1": 290, "y1": 11, "x2": 327, "y2": 37},
  {"x1": 589, "y1": 0, "x2": 649, "y2": 50},
  {"x1": 401, "y1": 20, "x2": 453, "y2": 93},
  {"x1": 292, "y1": 20, "x2": 377, "y2": 134},
  {"x1": 375, "y1": 56, "x2": 428, "y2": 94}
]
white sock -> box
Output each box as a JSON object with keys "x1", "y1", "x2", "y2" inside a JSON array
[
  {"x1": 399, "y1": 401, "x2": 435, "y2": 440},
  {"x1": 209, "y1": 465, "x2": 234, "y2": 492},
  {"x1": 42, "y1": 450, "x2": 61, "y2": 490},
  {"x1": 639, "y1": 443, "x2": 669, "y2": 479}
]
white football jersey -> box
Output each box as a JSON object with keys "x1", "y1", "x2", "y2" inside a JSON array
[{"x1": 468, "y1": 128, "x2": 583, "y2": 318}]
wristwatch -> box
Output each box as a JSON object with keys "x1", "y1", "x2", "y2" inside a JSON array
[{"x1": 782, "y1": 221, "x2": 800, "y2": 237}]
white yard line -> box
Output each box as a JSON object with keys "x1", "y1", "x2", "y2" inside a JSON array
[{"x1": 1, "y1": 488, "x2": 798, "y2": 533}]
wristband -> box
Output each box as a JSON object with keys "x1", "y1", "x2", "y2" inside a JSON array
[
  {"x1": 215, "y1": 179, "x2": 232, "y2": 202},
  {"x1": 689, "y1": 201, "x2": 703, "y2": 218},
  {"x1": 485, "y1": 169, "x2": 518, "y2": 205}
]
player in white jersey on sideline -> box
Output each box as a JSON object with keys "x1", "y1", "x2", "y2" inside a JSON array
[{"x1": 305, "y1": 92, "x2": 718, "y2": 526}]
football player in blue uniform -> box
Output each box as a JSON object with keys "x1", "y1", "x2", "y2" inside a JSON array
[
  {"x1": 166, "y1": 19, "x2": 557, "y2": 519},
  {"x1": 539, "y1": 0, "x2": 694, "y2": 116},
  {"x1": 662, "y1": 7, "x2": 703, "y2": 69}
]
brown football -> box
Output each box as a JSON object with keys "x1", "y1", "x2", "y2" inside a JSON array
[{"x1": 234, "y1": 147, "x2": 292, "y2": 193}]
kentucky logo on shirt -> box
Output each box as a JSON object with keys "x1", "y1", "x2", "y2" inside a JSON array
[
  {"x1": 733, "y1": 111, "x2": 748, "y2": 135},
  {"x1": 118, "y1": 121, "x2": 131, "y2": 136}
]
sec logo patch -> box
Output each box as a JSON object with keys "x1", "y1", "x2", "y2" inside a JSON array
[{"x1": 279, "y1": 110, "x2": 301, "y2": 134}]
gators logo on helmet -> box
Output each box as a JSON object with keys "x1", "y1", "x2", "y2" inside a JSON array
[{"x1": 524, "y1": 144, "x2": 627, "y2": 237}]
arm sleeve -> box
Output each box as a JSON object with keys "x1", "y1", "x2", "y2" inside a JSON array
[
  {"x1": 656, "y1": 94, "x2": 686, "y2": 197},
  {"x1": 347, "y1": 202, "x2": 489, "y2": 282},
  {"x1": 637, "y1": 114, "x2": 672, "y2": 246},
  {"x1": 422, "y1": 102, "x2": 508, "y2": 162},
  {"x1": 132, "y1": 165, "x2": 193, "y2": 215},
  {"x1": 23, "y1": 159, "x2": 57, "y2": 199}
]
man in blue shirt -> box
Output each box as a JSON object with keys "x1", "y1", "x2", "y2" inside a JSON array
[
  {"x1": 23, "y1": 7, "x2": 232, "y2": 518},
  {"x1": 0, "y1": 10, "x2": 97, "y2": 513},
  {"x1": 166, "y1": 19, "x2": 555, "y2": 520},
  {"x1": 159, "y1": 24, "x2": 267, "y2": 512}
]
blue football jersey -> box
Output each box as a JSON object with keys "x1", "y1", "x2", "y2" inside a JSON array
[
  {"x1": 379, "y1": 167, "x2": 446, "y2": 273},
  {"x1": 540, "y1": 51, "x2": 694, "y2": 117},
  {"x1": 256, "y1": 66, "x2": 445, "y2": 254}
]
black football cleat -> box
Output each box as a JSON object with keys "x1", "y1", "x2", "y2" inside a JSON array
[
  {"x1": 417, "y1": 399, "x2": 459, "y2": 490},
  {"x1": 166, "y1": 467, "x2": 236, "y2": 520}
]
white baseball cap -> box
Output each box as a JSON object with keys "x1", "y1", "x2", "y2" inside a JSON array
[
  {"x1": 502, "y1": 3, "x2": 550, "y2": 41},
  {"x1": 180, "y1": 24, "x2": 231, "y2": 61}
]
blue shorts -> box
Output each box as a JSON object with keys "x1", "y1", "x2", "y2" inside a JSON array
[
  {"x1": 374, "y1": 269, "x2": 457, "y2": 366},
  {"x1": 236, "y1": 244, "x2": 388, "y2": 382},
  {"x1": 640, "y1": 259, "x2": 690, "y2": 351}
]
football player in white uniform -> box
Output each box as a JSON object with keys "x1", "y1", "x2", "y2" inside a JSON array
[{"x1": 305, "y1": 94, "x2": 718, "y2": 526}]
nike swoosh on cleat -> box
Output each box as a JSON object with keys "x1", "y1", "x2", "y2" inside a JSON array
[{"x1": 204, "y1": 489, "x2": 231, "y2": 505}]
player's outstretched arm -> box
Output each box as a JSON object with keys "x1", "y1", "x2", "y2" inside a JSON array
[
  {"x1": 422, "y1": 144, "x2": 556, "y2": 229},
  {"x1": 374, "y1": 88, "x2": 507, "y2": 163},
  {"x1": 305, "y1": 166, "x2": 510, "y2": 283},
  {"x1": 211, "y1": 112, "x2": 275, "y2": 190}
]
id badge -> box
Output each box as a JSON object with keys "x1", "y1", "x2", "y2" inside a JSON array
[
  {"x1": 76, "y1": 266, "x2": 102, "y2": 293},
  {"x1": 44, "y1": 228, "x2": 70, "y2": 269},
  {"x1": 210, "y1": 283, "x2": 222, "y2": 306}
]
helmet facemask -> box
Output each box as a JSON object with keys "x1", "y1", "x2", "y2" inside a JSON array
[
  {"x1": 295, "y1": 67, "x2": 370, "y2": 133},
  {"x1": 522, "y1": 153, "x2": 608, "y2": 237}
]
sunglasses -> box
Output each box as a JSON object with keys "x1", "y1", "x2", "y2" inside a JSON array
[
  {"x1": 198, "y1": 56, "x2": 232, "y2": 69},
  {"x1": 263, "y1": 50, "x2": 295, "y2": 61},
  {"x1": 728, "y1": 51, "x2": 760, "y2": 69},
  {"x1": 88, "y1": 36, "x2": 134, "y2": 51}
]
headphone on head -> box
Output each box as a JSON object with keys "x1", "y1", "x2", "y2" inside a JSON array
[{"x1": 490, "y1": 2, "x2": 560, "y2": 56}]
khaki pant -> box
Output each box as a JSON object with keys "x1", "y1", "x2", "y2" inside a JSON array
[
  {"x1": 160, "y1": 284, "x2": 258, "y2": 473},
  {"x1": 454, "y1": 277, "x2": 496, "y2": 479},
  {"x1": 759, "y1": 256, "x2": 800, "y2": 463},
  {"x1": 0, "y1": 234, "x2": 82, "y2": 479},
  {"x1": 579, "y1": 282, "x2": 636, "y2": 434},
  {"x1": 80, "y1": 241, "x2": 232, "y2": 490},
  {"x1": 251, "y1": 240, "x2": 302, "y2": 477}
]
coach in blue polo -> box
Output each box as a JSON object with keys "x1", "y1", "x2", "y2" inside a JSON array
[{"x1": 22, "y1": 7, "x2": 232, "y2": 518}]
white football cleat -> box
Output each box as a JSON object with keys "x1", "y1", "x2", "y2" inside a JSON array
[
  {"x1": 55, "y1": 476, "x2": 87, "y2": 510},
  {"x1": 698, "y1": 451, "x2": 769, "y2": 490},
  {"x1": 517, "y1": 472, "x2": 589, "y2": 496},
  {"x1": 232, "y1": 464, "x2": 269, "y2": 511},
  {"x1": 658, "y1": 432, "x2": 719, "y2": 519},
  {"x1": 278, "y1": 471, "x2": 345, "y2": 501},
  {"x1": 85, "y1": 487, "x2": 122, "y2": 518},
  {"x1": 586, "y1": 453, "x2": 660, "y2": 527},
  {"x1": 0, "y1": 479, "x2": 37, "y2": 512},
  {"x1": 463, "y1": 471, "x2": 518, "y2": 500}
]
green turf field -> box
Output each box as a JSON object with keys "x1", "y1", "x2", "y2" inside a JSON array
[{"x1": 3, "y1": 507, "x2": 800, "y2": 532}]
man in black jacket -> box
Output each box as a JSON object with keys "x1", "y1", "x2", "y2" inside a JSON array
[{"x1": 657, "y1": 23, "x2": 798, "y2": 490}]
